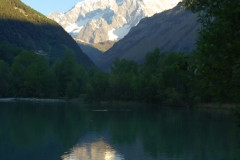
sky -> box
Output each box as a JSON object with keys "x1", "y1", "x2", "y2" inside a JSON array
[{"x1": 21, "y1": 0, "x2": 82, "y2": 15}]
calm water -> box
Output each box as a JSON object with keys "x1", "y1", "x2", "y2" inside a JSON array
[{"x1": 0, "y1": 101, "x2": 239, "y2": 160}]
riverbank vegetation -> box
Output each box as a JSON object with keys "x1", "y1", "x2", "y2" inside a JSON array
[{"x1": 0, "y1": 45, "x2": 233, "y2": 108}]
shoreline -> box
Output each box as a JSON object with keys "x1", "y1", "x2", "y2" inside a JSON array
[
  {"x1": 0, "y1": 98, "x2": 66, "y2": 102},
  {"x1": 193, "y1": 103, "x2": 238, "y2": 110},
  {"x1": 0, "y1": 98, "x2": 237, "y2": 110}
]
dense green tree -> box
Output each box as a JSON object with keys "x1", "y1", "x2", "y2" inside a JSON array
[
  {"x1": 140, "y1": 49, "x2": 165, "y2": 103},
  {"x1": 184, "y1": 0, "x2": 240, "y2": 103},
  {"x1": 52, "y1": 51, "x2": 75, "y2": 98},
  {"x1": 11, "y1": 50, "x2": 38, "y2": 96},
  {"x1": 184, "y1": 0, "x2": 240, "y2": 155},
  {"x1": 52, "y1": 59, "x2": 63, "y2": 96},
  {"x1": 144, "y1": 48, "x2": 163, "y2": 74},
  {"x1": 11, "y1": 50, "x2": 57, "y2": 97},
  {"x1": 66, "y1": 78, "x2": 79, "y2": 99},
  {"x1": 0, "y1": 60, "x2": 11, "y2": 97},
  {"x1": 84, "y1": 71, "x2": 109, "y2": 101},
  {"x1": 52, "y1": 50, "x2": 88, "y2": 99},
  {"x1": 138, "y1": 49, "x2": 195, "y2": 106},
  {"x1": 40, "y1": 68, "x2": 58, "y2": 98},
  {"x1": 0, "y1": 44, "x2": 23, "y2": 65},
  {"x1": 109, "y1": 58, "x2": 139, "y2": 101},
  {"x1": 159, "y1": 52, "x2": 189, "y2": 106}
]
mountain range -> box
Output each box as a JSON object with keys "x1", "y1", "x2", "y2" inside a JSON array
[
  {"x1": 0, "y1": 0, "x2": 200, "y2": 71},
  {"x1": 97, "y1": 3, "x2": 200, "y2": 70},
  {"x1": 48, "y1": 0, "x2": 182, "y2": 52},
  {"x1": 0, "y1": 0, "x2": 94, "y2": 67},
  {"x1": 48, "y1": 0, "x2": 200, "y2": 71}
]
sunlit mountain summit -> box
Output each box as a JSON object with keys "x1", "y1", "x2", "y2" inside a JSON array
[{"x1": 48, "y1": 0, "x2": 182, "y2": 49}]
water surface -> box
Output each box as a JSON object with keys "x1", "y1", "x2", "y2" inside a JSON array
[{"x1": 0, "y1": 101, "x2": 239, "y2": 160}]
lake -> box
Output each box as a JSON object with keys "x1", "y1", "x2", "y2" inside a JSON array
[{"x1": 0, "y1": 101, "x2": 239, "y2": 160}]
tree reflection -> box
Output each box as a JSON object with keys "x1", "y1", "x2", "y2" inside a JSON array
[
  {"x1": 0, "y1": 102, "x2": 90, "y2": 159},
  {"x1": 0, "y1": 102, "x2": 239, "y2": 160}
]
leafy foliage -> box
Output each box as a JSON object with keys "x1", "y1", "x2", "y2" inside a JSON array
[
  {"x1": 0, "y1": 45, "x2": 224, "y2": 106},
  {"x1": 184, "y1": 0, "x2": 240, "y2": 103},
  {"x1": 11, "y1": 50, "x2": 57, "y2": 98},
  {"x1": 83, "y1": 49, "x2": 201, "y2": 106},
  {"x1": 0, "y1": 60, "x2": 11, "y2": 97},
  {"x1": 52, "y1": 50, "x2": 88, "y2": 99},
  {"x1": 0, "y1": 44, "x2": 23, "y2": 65}
]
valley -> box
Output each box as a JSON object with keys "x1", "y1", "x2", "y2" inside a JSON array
[
  {"x1": 48, "y1": 0, "x2": 184, "y2": 67},
  {"x1": 48, "y1": 0, "x2": 200, "y2": 71},
  {"x1": 0, "y1": 1, "x2": 239, "y2": 159}
]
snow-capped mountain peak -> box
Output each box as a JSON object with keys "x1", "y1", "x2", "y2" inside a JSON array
[{"x1": 48, "y1": 0, "x2": 182, "y2": 44}]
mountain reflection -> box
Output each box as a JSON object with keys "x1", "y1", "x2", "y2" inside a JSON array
[
  {"x1": 0, "y1": 102, "x2": 239, "y2": 160},
  {"x1": 62, "y1": 139, "x2": 124, "y2": 160}
]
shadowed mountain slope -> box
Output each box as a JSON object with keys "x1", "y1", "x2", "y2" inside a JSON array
[{"x1": 0, "y1": 0, "x2": 94, "y2": 67}]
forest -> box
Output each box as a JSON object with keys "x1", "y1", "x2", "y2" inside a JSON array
[
  {"x1": 0, "y1": 44, "x2": 227, "y2": 107},
  {"x1": 0, "y1": 45, "x2": 195, "y2": 106}
]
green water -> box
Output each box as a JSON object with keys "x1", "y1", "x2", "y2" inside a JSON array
[{"x1": 0, "y1": 101, "x2": 239, "y2": 160}]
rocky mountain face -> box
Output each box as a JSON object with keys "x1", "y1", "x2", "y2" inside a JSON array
[
  {"x1": 97, "y1": 3, "x2": 200, "y2": 71},
  {"x1": 0, "y1": 0, "x2": 94, "y2": 67},
  {"x1": 48, "y1": 0, "x2": 182, "y2": 48}
]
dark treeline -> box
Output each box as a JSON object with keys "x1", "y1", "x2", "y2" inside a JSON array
[
  {"x1": 0, "y1": 44, "x2": 88, "y2": 99},
  {"x1": 0, "y1": 44, "x2": 211, "y2": 107},
  {"x1": 84, "y1": 48, "x2": 214, "y2": 106}
]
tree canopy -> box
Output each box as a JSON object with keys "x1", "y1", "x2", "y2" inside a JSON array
[{"x1": 184, "y1": 0, "x2": 240, "y2": 103}]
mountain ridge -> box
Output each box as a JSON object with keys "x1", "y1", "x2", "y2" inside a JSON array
[
  {"x1": 97, "y1": 3, "x2": 200, "y2": 71},
  {"x1": 48, "y1": 0, "x2": 182, "y2": 45},
  {"x1": 0, "y1": 0, "x2": 94, "y2": 67}
]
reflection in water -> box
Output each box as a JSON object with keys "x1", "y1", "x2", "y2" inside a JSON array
[
  {"x1": 0, "y1": 102, "x2": 239, "y2": 160},
  {"x1": 62, "y1": 139, "x2": 124, "y2": 160}
]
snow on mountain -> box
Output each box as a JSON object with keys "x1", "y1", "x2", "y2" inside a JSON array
[{"x1": 48, "y1": 0, "x2": 182, "y2": 44}]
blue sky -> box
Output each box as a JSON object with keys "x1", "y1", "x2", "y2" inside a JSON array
[{"x1": 21, "y1": 0, "x2": 82, "y2": 15}]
